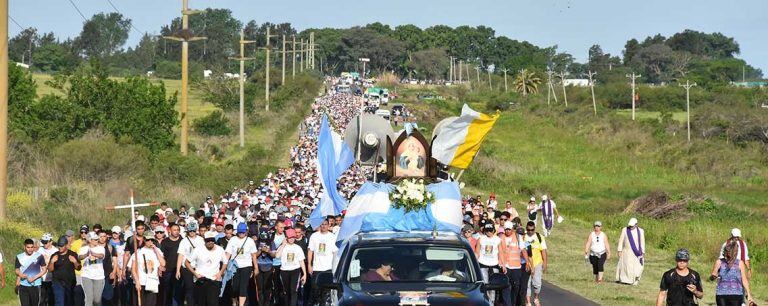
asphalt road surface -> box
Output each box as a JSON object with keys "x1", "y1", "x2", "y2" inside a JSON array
[{"x1": 540, "y1": 281, "x2": 599, "y2": 305}]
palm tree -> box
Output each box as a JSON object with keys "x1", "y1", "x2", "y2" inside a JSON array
[{"x1": 513, "y1": 69, "x2": 542, "y2": 96}]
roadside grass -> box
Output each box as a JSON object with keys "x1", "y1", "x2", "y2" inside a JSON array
[{"x1": 616, "y1": 109, "x2": 687, "y2": 122}]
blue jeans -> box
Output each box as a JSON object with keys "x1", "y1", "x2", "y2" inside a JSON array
[{"x1": 53, "y1": 282, "x2": 74, "y2": 306}]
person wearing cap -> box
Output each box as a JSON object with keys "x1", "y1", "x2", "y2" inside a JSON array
[
  {"x1": 176, "y1": 221, "x2": 204, "y2": 306},
  {"x1": 462, "y1": 225, "x2": 478, "y2": 251},
  {"x1": 539, "y1": 195, "x2": 560, "y2": 237},
  {"x1": 475, "y1": 222, "x2": 505, "y2": 304},
  {"x1": 70, "y1": 225, "x2": 89, "y2": 306},
  {"x1": 223, "y1": 223, "x2": 259, "y2": 306},
  {"x1": 584, "y1": 221, "x2": 611, "y2": 283},
  {"x1": 718, "y1": 228, "x2": 751, "y2": 279},
  {"x1": 710, "y1": 239, "x2": 754, "y2": 306},
  {"x1": 275, "y1": 228, "x2": 307, "y2": 306},
  {"x1": 128, "y1": 233, "x2": 165, "y2": 306},
  {"x1": 153, "y1": 226, "x2": 166, "y2": 245},
  {"x1": 523, "y1": 221, "x2": 547, "y2": 306},
  {"x1": 307, "y1": 218, "x2": 338, "y2": 305},
  {"x1": 616, "y1": 217, "x2": 645, "y2": 285},
  {"x1": 38, "y1": 233, "x2": 58, "y2": 306},
  {"x1": 77, "y1": 232, "x2": 106, "y2": 306},
  {"x1": 657, "y1": 249, "x2": 703, "y2": 306},
  {"x1": 16, "y1": 238, "x2": 47, "y2": 306},
  {"x1": 185, "y1": 232, "x2": 228, "y2": 306},
  {"x1": 49, "y1": 235, "x2": 81, "y2": 306},
  {"x1": 159, "y1": 223, "x2": 183, "y2": 306},
  {"x1": 500, "y1": 220, "x2": 530, "y2": 306},
  {"x1": 526, "y1": 197, "x2": 538, "y2": 225}
]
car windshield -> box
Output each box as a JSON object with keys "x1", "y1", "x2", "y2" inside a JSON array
[{"x1": 347, "y1": 246, "x2": 474, "y2": 283}]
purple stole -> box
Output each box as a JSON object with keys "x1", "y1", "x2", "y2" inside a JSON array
[
  {"x1": 627, "y1": 227, "x2": 644, "y2": 265},
  {"x1": 542, "y1": 200, "x2": 554, "y2": 230}
]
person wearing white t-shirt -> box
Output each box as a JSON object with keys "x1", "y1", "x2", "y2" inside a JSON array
[
  {"x1": 276, "y1": 229, "x2": 306, "y2": 306},
  {"x1": 78, "y1": 232, "x2": 105, "y2": 306},
  {"x1": 176, "y1": 221, "x2": 204, "y2": 306},
  {"x1": 584, "y1": 221, "x2": 611, "y2": 283},
  {"x1": 128, "y1": 234, "x2": 165, "y2": 306},
  {"x1": 307, "y1": 218, "x2": 338, "y2": 304},
  {"x1": 474, "y1": 223, "x2": 505, "y2": 304},
  {"x1": 224, "y1": 223, "x2": 258, "y2": 306},
  {"x1": 185, "y1": 232, "x2": 227, "y2": 306},
  {"x1": 39, "y1": 233, "x2": 58, "y2": 306}
]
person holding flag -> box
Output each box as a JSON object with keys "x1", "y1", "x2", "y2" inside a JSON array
[{"x1": 616, "y1": 217, "x2": 645, "y2": 285}]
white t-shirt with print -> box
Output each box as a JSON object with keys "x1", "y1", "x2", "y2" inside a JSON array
[
  {"x1": 187, "y1": 246, "x2": 226, "y2": 280},
  {"x1": 279, "y1": 244, "x2": 305, "y2": 271},
  {"x1": 78, "y1": 245, "x2": 106, "y2": 280},
  {"x1": 477, "y1": 235, "x2": 501, "y2": 266},
  {"x1": 127, "y1": 247, "x2": 160, "y2": 286},
  {"x1": 308, "y1": 232, "x2": 337, "y2": 272},
  {"x1": 225, "y1": 236, "x2": 258, "y2": 268},
  {"x1": 177, "y1": 235, "x2": 204, "y2": 268}
]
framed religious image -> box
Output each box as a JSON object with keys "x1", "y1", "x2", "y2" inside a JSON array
[{"x1": 386, "y1": 130, "x2": 437, "y2": 181}]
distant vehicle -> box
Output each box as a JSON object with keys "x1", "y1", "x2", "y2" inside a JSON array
[
  {"x1": 317, "y1": 231, "x2": 507, "y2": 306},
  {"x1": 336, "y1": 84, "x2": 351, "y2": 93},
  {"x1": 374, "y1": 109, "x2": 391, "y2": 121}
]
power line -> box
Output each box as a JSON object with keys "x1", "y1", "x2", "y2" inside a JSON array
[
  {"x1": 9, "y1": 15, "x2": 24, "y2": 29},
  {"x1": 104, "y1": 0, "x2": 146, "y2": 36},
  {"x1": 67, "y1": 0, "x2": 88, "y2": 21}
]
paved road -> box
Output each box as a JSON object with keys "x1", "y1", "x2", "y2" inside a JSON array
[{"x1": 540, "y1": 281, "x2": 599, "y2": 305}]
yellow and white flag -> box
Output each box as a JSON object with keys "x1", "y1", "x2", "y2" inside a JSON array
[{"x1": 432, "y1": 104, "x2": 500, "y2": 169}]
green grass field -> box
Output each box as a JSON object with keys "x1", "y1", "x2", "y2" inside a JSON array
[{"x1": 616, "y1": 109, "x2": 688, "y2": 122}]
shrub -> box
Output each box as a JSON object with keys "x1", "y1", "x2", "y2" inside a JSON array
[
  {"x1": 192, "y1": 110, "x2": 232, "y2": 136},
  {"x1": 53, "y1": 135, "x2": 151, "y2": 182}
]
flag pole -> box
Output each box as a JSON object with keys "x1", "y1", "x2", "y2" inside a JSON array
[{"x1": 130, "y1": 189, "x2": 142, "y2": 306}]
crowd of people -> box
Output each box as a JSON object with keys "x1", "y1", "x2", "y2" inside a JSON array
[{"x1": 0, "y1": 76, "x2": 759, "y2": 306}]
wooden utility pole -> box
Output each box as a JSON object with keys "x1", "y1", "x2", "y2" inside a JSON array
[
  {"x1": 449, "y1": 56, "x2": 454, "y2": 83},
  {"x1": 458, "y1": 60, "x2": 463, "y2": 83},
  {"x1": 280, "y1": 35, "x2": 286, "y2": 85},
  {"x1": 309, "y1": 32, "x2": 315, "y2": 69},
  {"x1": 626, "y1": 72, "x2": 641, "y2": 120},
  {"x1": 0, "y1": 0, "x2": 9, "y2": 219},
  {"x1": 229, "y1": 30, "x2": 256, "y2": 147},
  {"x1": 474, "y1": 66, "x2": 480, "y2": 84},
  {"x1": 263, "y1": 26, "x2": 276, "y2": 112},
  {"x1": 164, "y1": 0, "x2": 205, "y2": 155},
  {"x1": 299, "y1": 39, "x2": 305, "y2": 72},
  {"x1": 487, "y1": 69, "x2": 492, "y2": 90},
  {"x1": 291, "y1": 35, "x2": 296, "y2": 78},
  {"x1": 546, "y1": 69, "x2": 554, "y2": 105},
  {"x1": 501, "y1": 68, "x2": 508, "y2": 92},
  {"x1": 680, "y1": 80, "x2": 697, "y2": 142},
  {"x1": 587, "y1": 70, "x2": 597, "y2": 115},
  {"x1": 558, "y1": 71, "x2": 569, "y2": 107}
]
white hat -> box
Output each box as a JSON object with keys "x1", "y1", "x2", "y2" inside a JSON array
[
  {"x1": 503, "y1": 221, "x2": 515, "y2": 230},
  {"x1": 88, "y1": 231, "x2": 99, "y2": 240},
  {"x1": 541, "y1": 195, "x2": 548, "y2": 201},
  {"x1": 269, "y1": 212, "x2": 278, "y2": 220},
  {"x1": 111, "y1": 226, "x2": 122, "y2": 233},
  {"x1": 155, "y1": 209, "x2": 164, "y2": 215},
  {"x1": 530, "y1": 197, "x2": 536, "y2": 202},
  {"x1": 731, "y1": 228, "x2": 741, "y2": 237},
  {"x1": 628, "y1": 218, "x2": 638, "y2": 227},
  {"x1": 204, "y1": 231, "x2": 217, "y2": 240}
]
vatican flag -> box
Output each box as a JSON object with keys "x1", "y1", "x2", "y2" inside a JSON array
[{"x1": 431, "y1": 104, "x2": 500, "y2": 169}]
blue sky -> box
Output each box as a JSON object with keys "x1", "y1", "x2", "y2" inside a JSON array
[{"x1": 8, "y1": 0, "x2": 768, "y2": 72}]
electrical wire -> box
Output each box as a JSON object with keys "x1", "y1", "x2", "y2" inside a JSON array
[
  {"x1": 104, "y1": 0, "x2": 147, "y2": 36},
  {"x1": 9, "y1": 15, "x2": 24, "y2": 29},
  {"x1": 66, "y1": 0, "x2": 88, "y2": 21}
]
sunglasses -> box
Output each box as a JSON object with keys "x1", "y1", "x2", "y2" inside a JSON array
[
  {"x1": 526, "y1": 229, "x2": 535, "y2": 232},
  {"x1": 500, "y1": 218, "x2": 508, "y2": 221}
]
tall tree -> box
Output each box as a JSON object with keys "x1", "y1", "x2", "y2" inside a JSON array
[
  {"x1": 74, "y1": 13, "x2": 132, "y2": 59},
  {"x1": 8, "y1": 27, "x2": 37, "y2": 64}
]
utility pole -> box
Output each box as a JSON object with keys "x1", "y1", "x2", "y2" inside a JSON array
[
  {"x1": 587, "y1": 70, "x2": 597, "y2": 115},
  {"x1": 164, "y1": 0, "x2": 205, "y2": 156},
  {"x1": 458, "y1": 60, "x2": 463, "y2": 83},
  {"x1": 487, "y1": 69, "x2": 492, "y2": 90},
  {"x1": 291, "y1": 35, "x2": 296, "y2": 78},
  {"x1": 546, "y1": 69, "x2": 553, "y2": 105},
  {"x1": 558, "y1": 71, "x2": 569, "y2": 107},
  {"x1": 680, "y1": 80, "x2": 697, "y2": 142},
  {"x1": 474, "y1": 66, "x2": 480, "y2": 84},
  {"x1": 626, "y1": 72, "x2": 641, "y2": 120},
  {"x1": 263, "y1": 26, "x2": 276, "y2": 112},
  {"x1": 449, "y1": 56, "x2": 454, "y2": 83},
  {"x1": 299, "y1": 39, "x2": 305, "y2": 72},
  {"x1": 0, "y1": 0, "x2": 9, "y2": 219},
  {"x1": 359, "y1": 58, "x2": 369, "y2": 80},
  {"x1": 310, "y1": 32, "x2": 316, "y2": 70},
  {"x1": 229, "y1": 30, "x2": 256, "y2": 147},
  {"x1": 501, "y1": 68, "x2": 508, "y2": 92},
  {"x1": 280, "y1": 35, "x2": 286, "y2": 85}
]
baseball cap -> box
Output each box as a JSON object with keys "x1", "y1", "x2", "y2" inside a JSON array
[
  {"x1": 503, "y1": 221, "x2": 515, "y2": 230},
  {"x1": 483, "y1": 223, "x2": 495, "y2": 231},
  {"x1": 530, "y1": 197, "x2": 536, "y2": 202},
  {"x1": 285, "y1": 229, "x2": 297, "y2": 239},
  {"x1": 627, "y1": 218, "x2": 638, "y2": 227},
  {"x1": 187, "y1": 221, "x2": 199, "y2": 232},
  {"x1": 594, "y1": 221, "x2": 602, "y2": 227},
  {"x1": 56, "y1": 236, "x2": 69, "y2": 247},
  {"x1": 88, "y1": 231, "x2": 99, "y2": 240},
  {"x1": 237, "y1": 223, "x2": 248, "y2": 234},
  {"x1": 731, "y1": 228, "x2": 741, "y2": 237},
  {"x1": 268, "y1": 212, "x2": 278, "y2": 220},
  {"x1": 675, "y1": 248, "x2": 691, "y2": 261},
  {"x1": 111, "y1": 226, "x2": 122, "y2": 233},
  {"x1": 80, "y1": 225, "x2": 89, "y2": 233},
  {"x1": 65, "y1": 230, "x2": 75, "y2": 237},
  {"x1": 154, "y1": 226, "x2": 165, "y2": 233},
  {"x1": 41, "y1": 233, "x2": 53, "y2": 242},
  {"x1": 541, "y1": 195, "x2": 548, "y2": 201},
  {"x1": 204, "y1": 231, "x2": 217, "y2": 241}
]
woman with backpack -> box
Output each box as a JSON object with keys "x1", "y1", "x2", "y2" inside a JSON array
[{"x1": 710, "y1": 241, "x2": 754, "y2": 306}]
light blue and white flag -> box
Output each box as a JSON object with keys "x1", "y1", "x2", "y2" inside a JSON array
[
  {"x1": 336, "y1": 181, "x2": 463, "y2": 244},
  {"x1": 309, "y1": 115, "x2": 356, "y2": 229}
]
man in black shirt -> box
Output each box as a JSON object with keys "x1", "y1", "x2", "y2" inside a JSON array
[
  {"x1": 49, "y1": 236, "x2": 81, "y2": 306},
  {"x1": 657, "y1": 249, "x2": 704, "y2": 306},
  {"x1": 160, "y1": 224, "x2": 183, "y2": 306}
]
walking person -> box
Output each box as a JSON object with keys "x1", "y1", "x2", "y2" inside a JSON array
[
  {"x1": 16, "y1": 238, "x2": 47, "y2": 306},
  {"x1": 475, "y1": 223, "x2": 505, "y2": 305},
  {"x1": 49, "y1": 236, "x2": 81, "y2": 306},
  {"x1": 185, "y1": 232, "x2": 228, "y2": 306},
  {"x1": 584, "y1": 221, "x2": 611, "y2": 283},
  {"x1": 526, "y1": 197, "x2": 538, "y2": 226},
  {"x1": 500, "y1": 221, "x2": 530, "y2": 306},
  {"x1": 275, "y1": 228, "x2": 307, "y2": 306},
  {"x1": 78, "y1": 232, "x2": 106, "y2": 306},
  {"x1": 224, "y1": 223, "x2": 259, "y2": 306},
  {"x1": 656, "y1": 249, "x2": 703, "y2": 306},
  {"x1": 523, "y1": 221, "x2": 547, "y2": 306},
  {"x1": 539, "y1": 195, "x2": 560, "y2": 237},
  {"x1": 39, "y1": 233, "x2": 59, "y2": 306},
  {"x1": 616, "y1": 217, "x2": 645, "y2": 285},
  {"x1": 97, "y1": 231, "x2": 118, "y2": 306},
  {"x1": 710, "y1": 241, "x2": 755, "y2": 306},
  {"x1": 307, "y1": 218, "x2": 338, "y2": 305},
  {"x1": 176, "y1": 221, "x2": 204, "y2": 306},
  {"x1": 128, "y1": 233, "x2": 165, "y2": 306},
  {"x1": 719, "y1": 228, "x2": 752, "y2": 279},
  {"x1": 159, "y1": 223, "x2": 183, "y2": 306}
]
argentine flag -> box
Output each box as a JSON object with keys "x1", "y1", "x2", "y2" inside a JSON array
[{"x1": 309, "y1": 115, "x2": 356, "y2": 229}]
